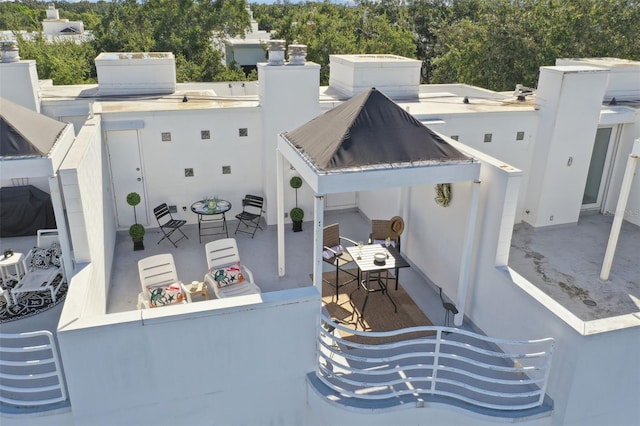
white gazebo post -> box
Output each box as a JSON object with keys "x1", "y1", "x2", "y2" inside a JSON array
[
  {"x1": 600, "y1": 139, "x2": 639, "y2": 281},
  {"x1": 455, "y1": 179, "x2": 481, "y2": 326},
  {"x1": 277, "y1": 150, "x2": 286, "y2": 276},
  {"x1": 312, "y1": 195, "x2": 325, "y2": 290}
]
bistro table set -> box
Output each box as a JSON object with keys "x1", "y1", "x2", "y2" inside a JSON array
[
  {"x1": 190, "y1": 198, "x2": 232, "y2": 243},
  {"x1": 323, "y1": 216, "x2": 410, "y2": 329}
]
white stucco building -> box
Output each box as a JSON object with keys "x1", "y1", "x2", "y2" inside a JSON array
[{"x1": 0, "y1": 44, "x2": 639, "y2": 426}]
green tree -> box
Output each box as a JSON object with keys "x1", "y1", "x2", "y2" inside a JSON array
[
  {"x1": 429, "y1": 0, "x2": 640, "y2": 91},
  {"x1": 269, "y1": 2, "x2": 417, "y2": 84},
  {"x1": 0, "y1": 3, "x2": 42, "y2": 31},
  {"x1": 93, "y1": 0, "x2": 251, "y2": 82},
  {"x1": 17, "y1": 33, "x2": 97, "y2": 85},
  {"x1": 92, "y1": 0, "x2": 155, "y2": 53}
]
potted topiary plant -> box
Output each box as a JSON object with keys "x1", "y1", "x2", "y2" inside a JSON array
[
  {"x1": 129, "y1": 224, "x2": 146, "y2": 251},
  {"x1": 126, "y1": 192, "x2": 141, "y2": 223},
  {"x1": 126, "y1": 192, "x2": 145, "y2": 250},
  {"x1": 290, "y1": 207, "x2": 304, "y2": 232},
  {"x1": 289, "y1": 176, "x2": 304, "y2": 232}
]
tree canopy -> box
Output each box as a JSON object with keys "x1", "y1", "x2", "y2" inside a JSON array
[{"x1": 1, "y1": 0, "x2": 638, "y2": 90}]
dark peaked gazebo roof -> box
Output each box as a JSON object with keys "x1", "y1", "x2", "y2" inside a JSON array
[
  {"x1": 283, "y1": 88, "x2": 470, "y2": 171},
  {"x1": 0, "y1": 97, "x2": 67, "y2": 157}
]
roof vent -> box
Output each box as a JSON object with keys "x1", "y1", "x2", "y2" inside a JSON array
[
  {"x1": 267, "y1": 40, "x2": 286, "y2": 66},
  {"x1": 1, "y1": 41, "x2": 20, "y2": 63},
  {"x1": 288, "y1": 44, "x2": 307, "y2": 65}
]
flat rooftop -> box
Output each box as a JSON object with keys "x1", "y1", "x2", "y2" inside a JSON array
[{"x1": 509, "y1": 213, "x2": 640, "y2": 325}]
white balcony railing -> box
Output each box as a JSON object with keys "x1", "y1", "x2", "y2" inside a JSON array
[
  {"x1": 0, "y1": 331, "x2": 68, "y2": 407},
  {"x1": 317, "y1": 313, "x2": 554, "y2": 412}
]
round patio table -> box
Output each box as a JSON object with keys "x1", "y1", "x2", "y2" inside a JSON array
[{"x1": 191, "y1": 199, "x2": 232, "y2": 243}]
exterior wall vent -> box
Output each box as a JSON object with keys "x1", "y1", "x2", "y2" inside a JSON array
[
  {"x1": 288, "y1": 44, "x2": 307, "y2": 65},
  {"x1": 1, "y1": 41, "x2": 20, "y2": 64},
  {"x1": 267, "y1": 40, "x2": 286, "y2": 66}
]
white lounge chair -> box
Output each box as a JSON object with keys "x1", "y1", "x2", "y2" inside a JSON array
[
  {"x1": 1, "y1": 285, "x2": 12, "y2": 306},
  {"x1": 137, "y1": 253, "x2": 191, "y2": 309},
  {"x1": 203, "y1": 238, "x2": 261, "y2": 299},
  {"x1": 11, "y1": 229, "x2": 64, "y2": 305}
]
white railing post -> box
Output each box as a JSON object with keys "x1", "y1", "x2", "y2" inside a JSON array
[{"x1": 430, "y1": 330, "x2": 442, "y2": 394}]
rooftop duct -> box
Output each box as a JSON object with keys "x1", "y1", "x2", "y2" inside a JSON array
[
  {"x1": 1, "y1": 41, "x2": 20, "y2": 64},
  {"x1": 287, "y1": 44, "x2": 307, "y2": 65},
  {"x1": 267, "y1": 40, "x2": 286, "y2": 66}
]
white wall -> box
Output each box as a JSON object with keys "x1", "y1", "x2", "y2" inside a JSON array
[
  {"x1": 525, "y1": 66, "x2": 610, "y2": 227},
  {"x1": 226, "y1": 44, "x2": 267, "y2": 67},
  {"x1": 102, "y1": 107, "x2": 262, "y2": 229},
  {"x1": 0, "y1": 60, "x2": 40, "y2": 112},
  {"x1": 58, "y1": 116, "x2": 115, "y2": 315},
  {"x1": 57, "y1": 288, "x2": 319, "y2": 426},
  {"x1": 358, "y1": 187, "x2": 402, "y2": 223},
  {"x1": 459, "y1": 151, "x2": 640, "y2": 426},
  {"x1": 259, "y1": 61, "x2": 321, "y2": 225},
  {"x1": 431, "y1": 112, "x2": 537, "y2": 224}
]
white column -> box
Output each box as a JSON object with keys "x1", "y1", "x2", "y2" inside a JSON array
[
  {"x1": 48, "y1": 176, "x2": 73, "y2": 279},
  {"x1": 455, "y1": 180, "x2": 481, "y2": 326},
  {"x1": 600, "y1": 139, "x2": 639, "y2": 281},
  {"x1": 399, "y1": 186, "x2": 409, "y2": 254},
  {"x1": 277, "y1": 150, "x2": 286, "y2": 276},
  {"x1": 312, "y1": 195, "x2": 325, "y2": 290}
]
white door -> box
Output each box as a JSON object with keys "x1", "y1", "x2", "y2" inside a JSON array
[
  {"x1": 582, "y1": 127, "x2": 617, "y2": 211},
  {"x1": 106, "y1": 130, "x2": 149, "y2": 227}
]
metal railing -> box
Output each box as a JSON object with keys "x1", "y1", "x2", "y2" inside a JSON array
[
  {"x1": 0, "y1": 331, "x2": 68, "y2": 407},
  {"x1": 317, "y1": 313, "x2": 554, "y2": 412}
]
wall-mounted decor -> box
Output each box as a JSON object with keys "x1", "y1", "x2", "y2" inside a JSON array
[{"x1": 435, "y1": 183, "x2": 452, "y2": 207}]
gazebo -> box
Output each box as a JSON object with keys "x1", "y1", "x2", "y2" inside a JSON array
[{"x1": 275, "y1": 88, "x2": 482, "y2": 325}]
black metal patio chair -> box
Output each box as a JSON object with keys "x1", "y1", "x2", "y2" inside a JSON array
[
  {"x1": 234, "y1": 195, "x2": 264, "y2": 238},
  {"x1": 153, "y1": 203, "x2": 188, "y2": 248}
]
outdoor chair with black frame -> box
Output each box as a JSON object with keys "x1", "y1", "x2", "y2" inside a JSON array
[
  {"x1": 234, "y1": 195, "x2": 264, "y2": 238},
  {"x1": 154, "y1": 203, "x2": 188, "y2": 248},
  {"x1": 322, "y1": 223, "x2": 359, "y2": 300},
  {"x1": 368, "y1": 216, "x2": 404, "y2": 290}
]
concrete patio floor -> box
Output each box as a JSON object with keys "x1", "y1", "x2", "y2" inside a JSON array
[
  {"x1": 509, "y1": 213, "x2": 640, "y2": 322},
  {"x1": 107, "y1": 209, "x2": 453, "y2": 328},
  {"x1": 3, "y1": 211, "x2": 638, "y2": 335}
]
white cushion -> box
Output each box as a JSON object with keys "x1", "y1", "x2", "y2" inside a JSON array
[{"x1": 323, "y1": 245, "x2": 344, "y2": 259}]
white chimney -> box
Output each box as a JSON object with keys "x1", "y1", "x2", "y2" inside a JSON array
[
  {"x1": 0, "y1": 42, "x2": 41, "y2": 112},
  {"x1": 46, "y1": 3, "x2": 60, "y2": 20},
  {"x1": 267, "y1": 40, "x2": 286, "y2": 66}
]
